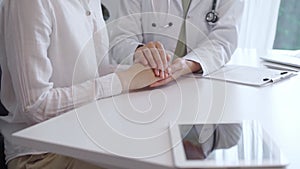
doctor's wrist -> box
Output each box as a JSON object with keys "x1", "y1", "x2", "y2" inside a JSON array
[{"x1": 185, "y1": 60, "x2": 202, "y2": 73}]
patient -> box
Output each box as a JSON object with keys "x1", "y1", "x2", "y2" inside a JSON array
[{"x1": 0, "y1": 0, "x2": 161, "y2": 169}]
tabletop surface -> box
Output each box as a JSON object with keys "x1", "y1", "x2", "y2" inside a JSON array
[{"x1": 12, "y1": 49, "x2": 300, "y2": 169}]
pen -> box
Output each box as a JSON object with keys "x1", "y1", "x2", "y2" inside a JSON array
[{"x1": 270, "y1": 72, "x2": 297, "y2": 83}]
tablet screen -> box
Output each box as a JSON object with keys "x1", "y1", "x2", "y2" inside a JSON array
[{"x1": 170, "y1": 121, "x2": 288, "y2": 168}]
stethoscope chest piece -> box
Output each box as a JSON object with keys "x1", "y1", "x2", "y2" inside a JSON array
[{"x1": 206, "y1": 10, "x2": 219, "y2": 24}]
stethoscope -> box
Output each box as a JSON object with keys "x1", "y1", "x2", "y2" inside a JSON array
[
  {"x1": 151, "y1": 0, "x2": 219, "y2": 28},
  {"x1": 206, "y1": 0, "x2": 219, "y2": 24}
]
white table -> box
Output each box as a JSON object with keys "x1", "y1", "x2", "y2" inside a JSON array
[{"x1": 12, "y1": 49, "x2": 300, "y2": 169}]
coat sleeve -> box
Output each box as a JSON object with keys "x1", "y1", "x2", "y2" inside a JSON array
[
  {"x1": 109, "y1": 0, "x2": 144, "y2": 65},
  {"x1": 184, "y1": 0, "x2": 245, "y2": 75}
]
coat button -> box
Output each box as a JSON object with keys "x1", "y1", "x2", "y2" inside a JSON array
[{"x1": 86, "y1": 11, "x2": 91, "y2": 16}]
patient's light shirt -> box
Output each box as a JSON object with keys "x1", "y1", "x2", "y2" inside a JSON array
[{"x1": 0, "y1": 0, "x2": 122, "y2": 163}]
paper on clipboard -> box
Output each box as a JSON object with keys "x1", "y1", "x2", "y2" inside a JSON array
[{"x1": 202, "y1": 65, "x2": 297, "y2": 87}]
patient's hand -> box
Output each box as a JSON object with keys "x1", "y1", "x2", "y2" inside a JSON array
[{"x1": 116, "y1": 64, "x2": 163, "y2": 91}]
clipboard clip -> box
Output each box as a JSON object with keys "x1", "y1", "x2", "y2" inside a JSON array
[{"x1": 263, "y1": 71, "x2": 296, "y2": 83}]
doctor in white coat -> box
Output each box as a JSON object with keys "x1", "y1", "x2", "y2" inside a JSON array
[{"x1": 110, "y1": 0, "x2": 244, "y2": 86}]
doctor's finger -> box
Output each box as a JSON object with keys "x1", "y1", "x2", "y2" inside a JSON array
[
  {"x1": 150, "y1": 47, "x2": 164, "y2": 71},
  {"x1": 155, "y1": 42, "x2": 168, "y2": 70},
  {"x1": 142, "y1": 48, "x2": 161, "y2": 76},
  {"x1": 146, "y1": 42, "x2": 163, "y2": 71},
  {"x1": 166, "y1": 53, "x2": 171, "y2": 62},
  {"x1": 134, "y1": 49, "x2": 148, "y2": 66},
  {"x1": 151, "y1": 49, "x2": 166, "y2": 79},
  {"x1": 142, "y1": 47, "x2": 157, "y2": 69},
  {"x1": 134, "y1": 55, "x2": 148, "y2": 66},
  {"x1": 152, "y1": 49, "x2": 166, "y2": 78}
]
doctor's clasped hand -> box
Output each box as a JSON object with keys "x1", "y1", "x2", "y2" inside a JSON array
[
  {"x1": 134, "y1": 41, "x2": 171, "y2": 78},
  {"x1": 134, "y1": 41, "x2": 201, "y2": 87}
]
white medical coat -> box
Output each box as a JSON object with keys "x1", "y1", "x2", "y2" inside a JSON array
[{"x1": 110, "y1": 0, "x2": 244, "y2": 75}]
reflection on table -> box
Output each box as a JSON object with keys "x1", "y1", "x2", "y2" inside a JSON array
[{"x1": 180, "y1": 121, "x2": 285, "y2": 164}]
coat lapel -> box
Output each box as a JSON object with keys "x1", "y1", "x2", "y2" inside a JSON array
[
  {"x1": 188, "y1": 0, "x2": 199, "y2": 12},
  {"x1": 175, "y1": 0, "x2": 183, "y2": 13},
  {"x1": 176, "y1": 0, "x2": 198, "y2": 14}
]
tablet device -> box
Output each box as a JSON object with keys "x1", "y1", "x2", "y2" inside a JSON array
[
  {"x1": 169, "y1": 121, "x2": 289, "y2": 168},
  {"x1": 260, "y1": 52, "x2": 300, "y2": 68}
]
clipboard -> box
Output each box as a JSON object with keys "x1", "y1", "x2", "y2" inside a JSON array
[{"x1": 202, "y1": 65, "x2": 297, "y2": 87}]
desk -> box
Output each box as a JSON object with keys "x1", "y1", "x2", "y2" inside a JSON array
[{"x1": 12, "y1": 49, "x2": 300, "y2": 169}]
